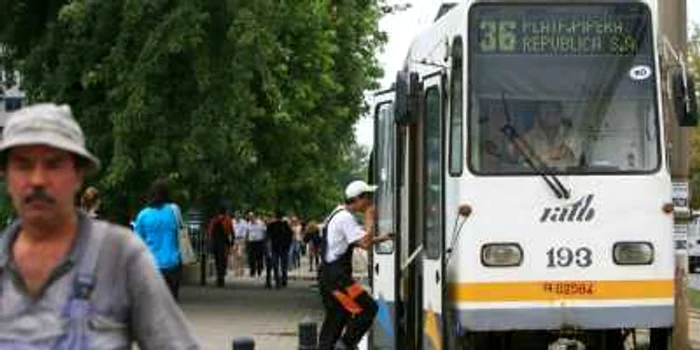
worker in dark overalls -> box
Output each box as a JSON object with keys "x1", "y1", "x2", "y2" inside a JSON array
[{"x1": 318, "y1": 180, "x2": 393, "y2": 350}]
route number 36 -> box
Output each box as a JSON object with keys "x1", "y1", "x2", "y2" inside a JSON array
[{"x1": 546, "y1": 246, "x2": 593, "y2": 268}]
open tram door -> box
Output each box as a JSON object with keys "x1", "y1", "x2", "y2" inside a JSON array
[
  {"x1": 369, "y1": 88, "x2": 400, "y2": 350},
  {"x1": 392, "y1": 69, "x2": 448, "y2": 349},
  {"x1": 417, "y1": 72, "x2": 447, "y2": 350}
]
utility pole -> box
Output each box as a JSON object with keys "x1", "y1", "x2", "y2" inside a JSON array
[{"x1": 659, "y1": 0, "x2": 691, "y2": 348}]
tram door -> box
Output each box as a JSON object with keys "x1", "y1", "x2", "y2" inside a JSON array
[
  {"x1": 420, "y1": 73, "x2": 446, "y2": 350},
  {"x1": 371, "y1": 91, "x2": 399, "y2": 350}
]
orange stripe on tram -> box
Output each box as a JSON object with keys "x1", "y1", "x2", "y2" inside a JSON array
[{"x1": 449, "y1": 279, "x2": 673, "y2": 302}]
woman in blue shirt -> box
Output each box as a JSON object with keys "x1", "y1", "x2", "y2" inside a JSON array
[{"x1": 134, "y1": 179, "x2": 182, "y2": 299}]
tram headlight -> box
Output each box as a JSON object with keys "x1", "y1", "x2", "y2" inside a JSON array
[
  {"x1": 613, "y1": 242, "x2": 654, "y2": 265},
  {"x1": 481, "y1": 243, "x2": 523, "y2": 267}
]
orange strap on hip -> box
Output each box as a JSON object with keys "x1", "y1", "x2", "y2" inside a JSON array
[{"x1": 331, "y1": 281, "x2": 366, "y2": 315}]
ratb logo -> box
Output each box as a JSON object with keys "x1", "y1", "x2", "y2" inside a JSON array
[{"x1": 540, "y1": 194, "x2": 595, "y2": 223}]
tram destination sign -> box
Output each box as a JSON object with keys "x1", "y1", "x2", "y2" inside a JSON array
[{"x1": 471, "y1": 6, "x2": 650, "y2": 56}]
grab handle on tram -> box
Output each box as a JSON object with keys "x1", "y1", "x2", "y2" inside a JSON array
[
  {"x1": 446, "y1": 204, "x2": 472, "y2": 267},
  {"x1": 401, "y1": 244, "x2": 424, "y2": 276}
]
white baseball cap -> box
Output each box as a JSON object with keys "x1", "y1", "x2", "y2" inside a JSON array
[
  {"x1": 344, "y1": 180, "x2": 377, "y2": 199},
  {"x1": 0, "y1": 103, "x2": 100, "y2": 172}
]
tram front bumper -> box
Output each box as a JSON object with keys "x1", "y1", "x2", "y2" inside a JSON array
[{"x1": 454, "y1": 303, "x2": 673, "y2": 331}]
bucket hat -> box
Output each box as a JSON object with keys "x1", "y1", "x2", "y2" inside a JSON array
[{"x1": 0, "y1": 103, "x2": 100, "y2": 171}]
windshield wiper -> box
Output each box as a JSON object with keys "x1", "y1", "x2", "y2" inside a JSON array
[
  {"x1": 500, "y1": 125, "x2": 570, "y2": 199},
  {"x1": 499, "y1": 96, "x2": 570, "y2": 199}
]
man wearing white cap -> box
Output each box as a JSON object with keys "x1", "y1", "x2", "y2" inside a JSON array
[
  {"x1": 318, "y1": 180, "x2": 393, "y2": 350},
  {"x1": 0, "y1": 104, "x2": 199, "y2": 348}
]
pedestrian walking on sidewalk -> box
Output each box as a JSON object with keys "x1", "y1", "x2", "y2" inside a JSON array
[
  {"x1": 246, "y1": 212, "x2": 266, "y2": 278},
  {"x1": 0, "y1": 103, "x2": 199, "y2": 349},
  {"x1": 318, "y1": 180, "x2": 393, "y2": 350},
  {"x1": 207, "y1": 205, "x2": 234, "y2": 287},
  {"x1": 304, "y1": 220, "x2": 322, "y2": 272},
  {"x1": 80, "y1": 186, "x2": 101, "y2": 219},
  {"x1": 134, "y1": 179, "x2": 184, "y2": 300},
  {"x1": 232, "y1": 214, "x2": 247, "y2": 277},
  {"x1": 266, "y1": 211, "x2": 293, "y2": 288},
  {"x1": 289, "y1": 215, "x2": 303, "y2": 269}
]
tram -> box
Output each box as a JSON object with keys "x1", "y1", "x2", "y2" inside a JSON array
[{"x1": 367, "y1": 0, "x2": 698, "y2": 349}]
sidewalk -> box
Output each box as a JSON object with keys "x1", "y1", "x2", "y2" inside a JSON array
[
  {"x1": 691, "y1": 308, "x2": 700, "y2": 319},
  {"x1": 691, "y1": 307, "x2": 700, "y2": 350},
  {"x1": 179, "y1": 279, "x2": 324, "y2": 350},
  {"x1": 182, "y1": 250, "x2": 369, "y2": 349},
  {"x1": 212, "y1": 249, "x2": 370, "y2": 283}
]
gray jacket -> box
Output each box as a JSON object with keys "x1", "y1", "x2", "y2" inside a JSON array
[{"x1": 0, "y1": 212, "x2": 200, "y2": 349}]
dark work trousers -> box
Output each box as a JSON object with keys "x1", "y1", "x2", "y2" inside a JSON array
[
  {"x1": 318, "y1": 270, "x2": 378, "y2": 349},
  {"x1": 264, "y1": 245, "x2": 274, "y2": 288},
  {"x1": 248, "y1": 240, "x2": 265, "y2": 277},
  {"x1": 212, "y1": 245, "x2": 228, "y2": 286},
  {"x1": 246, "y1": 243, "x2": 255, "y2": 276},
  {"x1": 160, "y1": 264, "x2": 182, "y2": 301},
  {"x1": 267, "y1": 247, "x2": 289, "y2": 288}
]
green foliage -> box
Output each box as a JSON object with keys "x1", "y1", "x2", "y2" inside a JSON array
[
  {"x1": 689, "y1": 287, "x2": 700, "y2": 309},
  {"x1": 0, "y1": 0, "x2": 384, "y2": 223},
  {"x1": 689, "y1": 25, "x2": 700, "y2": 208}
]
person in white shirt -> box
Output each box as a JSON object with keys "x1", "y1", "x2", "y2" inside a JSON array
[
  {"x1": 245, "y1": 213, "x2": 266, "y2": 278},
  {"x1": 318, "y1": 180, "x2": 393, "y2": 350},
  {"x1": 289, "y1": 215, "x2": 303, "y2": 269},
  {"x1": 231, "y1": 215, "x2": 247, "y2": 277}
]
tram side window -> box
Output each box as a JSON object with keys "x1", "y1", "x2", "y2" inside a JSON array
[
  {"x1": 424, "y1": 87, "x2": 442, "y2": 260},
  {"x1": 449, "y1": 37, "x2": 464, "y2": 176},
  {"x1": 375, "y1": 102, "x2": 395, "y2": 254}
]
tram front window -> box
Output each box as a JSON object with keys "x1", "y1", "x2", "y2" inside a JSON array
[{"x1": 468, "y1": 3, "x2": 660, "y2": 175}]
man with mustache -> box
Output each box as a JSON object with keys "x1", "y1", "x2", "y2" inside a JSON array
[{"x1": 0, "y1": 104, "x2": 199, "y2": 348}]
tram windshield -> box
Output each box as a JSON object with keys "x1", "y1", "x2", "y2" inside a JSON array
[{"x1": 468, "y1": 4, "x2": 660, "y2": 175}]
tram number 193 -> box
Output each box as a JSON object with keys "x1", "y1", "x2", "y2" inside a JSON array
[{"x1": 546, "y1": 246, "x2": 592, "y2": 268}]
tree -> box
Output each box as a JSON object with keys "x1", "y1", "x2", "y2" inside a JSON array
[
  {"x1": 0, "y1": 0, "x2": 385, "y2": 223},
  {"x1": 689, "y1": 24, "x2": 700, "y2": 207}
]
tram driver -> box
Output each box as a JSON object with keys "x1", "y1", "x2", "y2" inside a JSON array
[{"x1": 522, "y1": 100, "x2": 579, "y2": 169}]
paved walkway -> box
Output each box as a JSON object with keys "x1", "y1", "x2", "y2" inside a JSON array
[
  {"x1": 179, "y1": 251, "x2": 354, "y2": 349},
  {"x1": 690, "y1": 308, "x2": 700, "y2": 350},
  {"x1": 180, "y1": 279, "x2": 323, "y2": 350}
]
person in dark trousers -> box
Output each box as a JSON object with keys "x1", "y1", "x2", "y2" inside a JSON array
[
  {"x1": 207, "y1": 206, "x2": 233, "y2": 287},
  {"x1": 246, "y1": 212, "x2": 266, "y2": 278},
  {"x1": 266, "y1": 211, "x2": 293, "y2": 288},
  {"x1": 318, "y1": 180, "x2": 393, "y2": 350},
  {"x1": 303, "y1": 220, "x2": 322, "y2": 272}
]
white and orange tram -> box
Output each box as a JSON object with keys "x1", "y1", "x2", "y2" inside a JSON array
[{"x1": 365, "y1": 0, "x2": 697, "y2": 349}]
